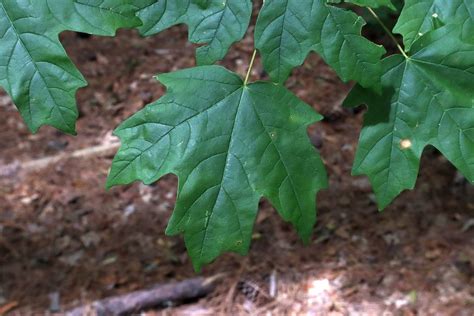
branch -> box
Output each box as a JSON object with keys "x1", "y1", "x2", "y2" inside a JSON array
[
  {"x1": 0, "y1": 141, "x2": 120, "y2": 179},
  {"x1": 66, "y1": 276, "x2": 221, "y2": 316}
]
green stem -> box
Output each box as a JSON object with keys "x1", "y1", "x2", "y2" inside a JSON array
[
  {"x1": 367, "y1": 7, "x2": 409, "y2": 59},
  {"x1": 244, "y1": 50, "x2": 257, "y2": 85}
]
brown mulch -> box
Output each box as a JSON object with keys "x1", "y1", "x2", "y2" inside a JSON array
[{"x1": 1, "y1": 22, "x2": 474, "y2": 316}]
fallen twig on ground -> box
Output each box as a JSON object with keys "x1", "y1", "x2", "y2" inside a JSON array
[
  {"x1": 66, "y1": 276, "x2": 222, "y2": 316},
  {"x1": 0, "y1": 142, "x2": 119, "y2": 179}
]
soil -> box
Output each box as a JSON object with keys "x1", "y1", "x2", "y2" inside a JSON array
[{"x1": 1, "y1": 19, "x2": 474, "y2": 316}]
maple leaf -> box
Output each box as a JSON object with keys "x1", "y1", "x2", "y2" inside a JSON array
[
  {"x1": 331, "y1": 0, "x2": 395, "y2": 10},
  {"x1": 394, "y1": 0, "x2": 474, "y2": 51},
  {"x1": 107, "y1": 66, "x2": 327, "y2": 271},
  {"x1": 136, "y1": 0, "x2": 252, "y2": 65},
  {"x1": 0, "y1": 0, "x2": 143, "y2": 134},
  {"x1": 345, "y1": 25, "x2": 474, "y2": 209},
  {"x1": 254, "y1": 0, "x2": 385, "y2": 87}
]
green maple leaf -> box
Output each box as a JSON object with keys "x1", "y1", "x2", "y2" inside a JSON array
[
  {"x1": 107, "y1": 66, "x2": 327, "y2": 271},
  {"x1": 136, "y1": 0, "x2": 252, "y2": 65},
  {"x1": 331, "y1": 0, "x2": 395, "y2": 10},
  {"x1": 0, "y1": 0, "x2": 143, "y2": 134},
  {"x1": 394, "y1": 0, "x2": 474, "y2": 51},
  {"x1": 345, "y1": 25, "x2": 474, "y2": 209},
  {"x1": 254, "y1": 0, "x2": 386, "y2": 87}
]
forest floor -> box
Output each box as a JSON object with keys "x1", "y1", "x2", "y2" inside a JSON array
[{"x1": 1, "y1": 23, "x2": 474, "y2": 316}]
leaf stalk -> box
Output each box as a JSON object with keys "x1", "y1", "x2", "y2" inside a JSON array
[
  {"x1": 367, "y1": 7, "x2": 409, "y2": 59},
  {"x1": 244, "y1": 50, "x2": 258, "y2": 85}
]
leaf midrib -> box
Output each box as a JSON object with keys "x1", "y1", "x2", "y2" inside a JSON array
[
  {"x1": 197, "y1": 87, "x2": 247, "y2": 261},
  {"x1": 246, "y1": 87, "x2": 305, "y2": 224}
]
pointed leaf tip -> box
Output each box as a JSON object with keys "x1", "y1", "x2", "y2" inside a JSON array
[
  {"x1": 137, "y1": 0, "x2": 252, "y2": 65},
  {"x1": 255, "y1": 0, "x2": 385, "y2": 88}
]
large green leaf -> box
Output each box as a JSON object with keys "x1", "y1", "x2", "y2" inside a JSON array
[
  {"x1": 136, "y1": 0, "x2": 252, "y2": 65},
  {"x1": 394, "y1": 0, "x2": 474, "y2": 51},
  {"x1": 107, "y1": 66, "x2": 327, "y2": 270},
  {"x1": 254, "y1": 0, "x2": 385, "y2": 87},
  {"x1": 345, "y1": 25, "x2": 474, "y2": 209},
  {"x1": 0, "y1": 0, "x2": 143, "y2": 134},
  {"x1": 332, "y1": 0, "x2": 395, "y2": 10}
]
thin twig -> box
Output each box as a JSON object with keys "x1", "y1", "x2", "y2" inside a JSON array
[
  {"x1": 66, "y1": 277, "x2": 216, "y2": 316},
  {"x1": 0, "y1": 142, "x2": 120, "y2": 178},
  {"x1": 367, "y1": 7, "x2": 409, "y2": 59}
]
